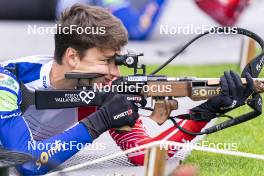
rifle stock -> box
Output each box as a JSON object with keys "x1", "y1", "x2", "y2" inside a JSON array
[
  {"x1": 139, "y1": 78, "x2": 264, "y2": 125},
  {"x1": 144, "y1": 78, "x2": 264, "y2": 101}
]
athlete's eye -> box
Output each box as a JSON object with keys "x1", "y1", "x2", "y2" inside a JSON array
[
  {"x1": 101, "y1": 59, "x2": 110, "y2": 65},
  {"x1": 106, "y1": 57, "x2": 115, "y2": 64}
]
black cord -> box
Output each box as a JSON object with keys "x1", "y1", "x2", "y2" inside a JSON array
[
  {"x1": 141, "y1": 107, "x2": 154, "y2": 111},
  {"x1": 150, "y1": 31, "x2": 210, "y2": 75},
  {"x1": 150, "y1": 27, "x2": 264, "y2": 75},
  {"x1": 169, "y1": 111, "x2": 235, "y2": 136},
  {"x1": 169, "y1": 117, "x2": 206, "y2": 136}
]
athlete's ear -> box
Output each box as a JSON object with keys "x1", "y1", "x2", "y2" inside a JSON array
[{"x1": 64, "y1": 47, "x2": 80, "y2": 68}]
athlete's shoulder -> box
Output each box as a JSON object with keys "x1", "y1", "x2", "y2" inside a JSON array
[
  {"x1": 1, "y1": 55, "x2": 53, "y2": 65},
  {"x1": 1, "y1": 55, "x2": 53, "y2": 85}
]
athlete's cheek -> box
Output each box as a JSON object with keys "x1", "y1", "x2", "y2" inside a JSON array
[
  {"x1": 74, "y1": 63, "x2": 110, "y2": 75},
  {"x1": 108, "y1": 61, "x2": 120, "y2": 78}
]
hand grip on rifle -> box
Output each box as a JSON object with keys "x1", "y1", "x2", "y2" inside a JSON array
[
  {"x1": 150, "y1": 99, "x2": 178, "y2": 125},
  {"x1": 190, "y1": 71, "x2": 263, "y2": 122},
  {"x1": 101, "y1": 93, "x2": 147, "y2": 132},
  {"x1": 114, "y1": 94, "x2": 147, "y2": 132},
  {"x1": 80, "y1": 93, "x2": 146, "y2": 139}
]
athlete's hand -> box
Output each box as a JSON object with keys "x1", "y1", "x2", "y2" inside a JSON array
[
  {"x1": 81, "y1": 93, "x2": 146, "y2": 139},
  {"x1": 190, "y1": 71, "x2": 254, "y2": 121}
]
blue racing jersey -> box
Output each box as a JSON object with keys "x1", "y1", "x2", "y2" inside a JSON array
[{"x1": 0, "y1": 62, "x2": 93, "y2": 175}]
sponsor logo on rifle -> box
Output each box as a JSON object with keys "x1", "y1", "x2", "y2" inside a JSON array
[
  {"x1": 128, "y1": 76, "x2": 147, "y2": 82},
  {"x1": 54, "y1": 94, "x2": 81, "y2": 103},
  {"x1": 126, "y1": 57, "x2": 134, "y2": 65},
  {"x1": 193, "y1": 87, "x2": 221, "y2": 97},
  {"x1": 113, "y1": 109, "x2": 132, "y2": 120},
  {"x1": 127, "y1": 96, "x2": 142, "y2": 101},
  {"x1": 79, "y1": 91, "x2": 95, "y2": 104}
]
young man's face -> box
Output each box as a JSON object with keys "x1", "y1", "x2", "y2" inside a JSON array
[{"x1": 70, "y1": 47, "x2": 120, "y2": 86}]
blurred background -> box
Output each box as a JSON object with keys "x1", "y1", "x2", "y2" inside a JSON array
[{"x1": 0, "y1": 0, "x2": 263, "y2": 65}]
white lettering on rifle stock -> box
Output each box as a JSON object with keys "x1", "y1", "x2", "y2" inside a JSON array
[
  {"x1": 193, "y1": 87, "x2": 221, "y2": 97},
  {"x1": 54, "y1": 94, "x2": 81, "y2": 103}
]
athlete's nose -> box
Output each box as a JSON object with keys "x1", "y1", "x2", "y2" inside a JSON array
[{"x1": 109, "y1": 60, "x2": 120, "y2": 78}]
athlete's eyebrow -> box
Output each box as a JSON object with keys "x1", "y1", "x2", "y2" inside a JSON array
[{"x1": 100, "y1": 54, "x2": 117, "y2": 61}]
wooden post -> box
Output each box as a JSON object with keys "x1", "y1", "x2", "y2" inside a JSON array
[
  {"x1": 144, "y1": 146, "x2": 167, "y2": 176},
  {"x1": 240, "y1": 37, "x2": 257, "y2": 71}
]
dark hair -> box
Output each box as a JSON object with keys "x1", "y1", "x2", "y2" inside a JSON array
[{"x1": 54, "y1": 4, "x2": 128, "y2": 64}]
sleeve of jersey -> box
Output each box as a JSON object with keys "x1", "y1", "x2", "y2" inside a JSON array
[{"x1": 0, "y1": 68, "x2": 93, "y2": 175}]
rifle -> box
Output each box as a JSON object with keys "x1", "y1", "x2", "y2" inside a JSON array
[{"x1": 35, "y1": 27, "x2": 264, "y2": 135}]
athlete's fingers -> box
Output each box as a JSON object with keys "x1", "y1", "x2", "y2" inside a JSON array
[
  {"x1": 224, "y1": 71, "x2": 236, "y2": 98},
  {"x1": 220, "y1": 74, "x2": 229, "y2": 96},
  {"x1": 244, "y1": 72, "x2": 255, "y2": 97},
  {"x1": 230, "y1": 71, "x2": 243, "y2": 98}
]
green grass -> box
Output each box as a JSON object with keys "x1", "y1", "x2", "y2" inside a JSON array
[
  {"x1": 120, "y1": 64, "x2": 241, "y2": 77},
  {"x1": 121, "y1": 64, "x2": 264, "y2": 176}
]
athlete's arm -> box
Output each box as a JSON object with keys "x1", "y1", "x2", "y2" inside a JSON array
[
  {"x1": 0, "y1": 67, "x2": 144, "y2": 175},
  {"x1": 0, "y1": 67, "x2": 93, "y2": 175}
]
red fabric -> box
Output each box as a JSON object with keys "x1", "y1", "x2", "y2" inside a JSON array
[
  {"x1": 77, "y1": 106, "x2": 98, "y2": 121},
  {"x1": 195, "y1": 0, "x2": 250, "y2": 26},
  {"x1": 109, "y1": 118, "x2": 208, "y2": 166},
  {"x1": 77, "y1": 107, "x2": 209, "y2": 166}
]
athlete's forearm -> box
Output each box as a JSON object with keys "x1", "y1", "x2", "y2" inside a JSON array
[{"x1": 0, "y1": 116, "x2": 93, "y2": 175}]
